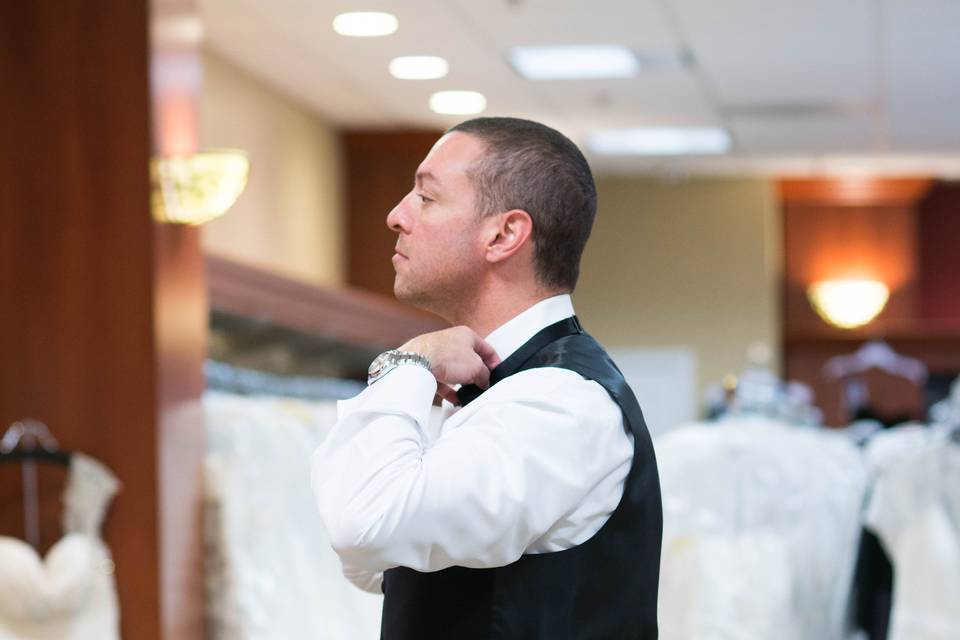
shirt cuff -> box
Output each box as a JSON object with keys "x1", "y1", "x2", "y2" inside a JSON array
[{"x1": 337, "y1": 364, "x2": 437, "y2": 430}]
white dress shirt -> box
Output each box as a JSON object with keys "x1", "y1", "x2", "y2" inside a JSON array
[{"x1": 311, "y1": 294, "x2": 633, "y2": 592}]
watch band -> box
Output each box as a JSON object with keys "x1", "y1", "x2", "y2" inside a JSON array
[{"x1": 367, "y1": 349, "x2": 432, "y2": 385}]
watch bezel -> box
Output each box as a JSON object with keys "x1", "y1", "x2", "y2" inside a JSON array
[{"x1": 367, "y1": 350, "x2": 395, "y2": 380}]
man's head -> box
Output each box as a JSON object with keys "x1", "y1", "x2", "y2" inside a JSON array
[
  {"x1": 387, "y1": 117, "x2": 597, "y2": 319},
  {"x1": 446, "y1": 117, "x2": 598, "y2": 291}
]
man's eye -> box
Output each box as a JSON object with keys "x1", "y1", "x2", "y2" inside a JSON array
[{"x1": 417, "y1": 193, "x2": 433, "y2": 204}]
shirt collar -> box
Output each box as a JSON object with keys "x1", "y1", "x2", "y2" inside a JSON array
[{"x1": 484, "y1": 294, "x2": 575, "y2": 363}]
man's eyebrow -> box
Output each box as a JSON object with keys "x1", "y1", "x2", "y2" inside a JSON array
[{"x1": 415, "y1": 171, "x2": 441, "y2": 187}]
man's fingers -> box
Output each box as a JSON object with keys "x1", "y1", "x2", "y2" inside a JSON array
[
  {"x1": 473, "y1": 358, "x2": 491, "y2": 389},
  {"x1": 436, "y1": 383, "x2": 460, "y2": 405},
  {"x1": 473, "y1": 334, "x2": 501, "y2": 371}
]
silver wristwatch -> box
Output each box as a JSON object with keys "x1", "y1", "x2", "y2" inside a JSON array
[{"x1": 367, "y1": 349, "x2": 432, "y2": 385}]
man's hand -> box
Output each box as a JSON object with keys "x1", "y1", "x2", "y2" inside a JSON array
[{"x1": 401, "y1": 327, "x2": 501, "y2": 405}]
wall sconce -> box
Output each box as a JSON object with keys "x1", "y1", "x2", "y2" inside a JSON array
[
  {"x1": 806, "y1": 279, "x2": 890, "y2": 329},
  {"x1": 151, "y1": 150, "x2": 250, "y2": 225}
]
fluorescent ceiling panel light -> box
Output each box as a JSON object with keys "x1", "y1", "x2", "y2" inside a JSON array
[
  {"x1": 389, "y1": 56, "x2": 449, "y2": 80},
  {"x1": 509, "y1": 45, "x2": 639, "y2": 79},
  {"x1": 587, "y1": 127, "x2": 732, "y2": 156},
  {"x1": 634, "y1": 49, "x2": 694, "y2": 72},
  {"x1": 332, "y1": 12, "x2": 398, "y2": 37},
  {"x1": 429, "y1": 91, "x2": 487, "y2": 115}
]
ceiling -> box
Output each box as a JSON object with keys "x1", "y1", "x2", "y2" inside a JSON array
[{"x1": 196, "y1": 0, "x2": 960, "y2": 176}]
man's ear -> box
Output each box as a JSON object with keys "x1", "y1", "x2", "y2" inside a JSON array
[{"x1": 484, "y1": 209, "x2": 533, "y2": 264}]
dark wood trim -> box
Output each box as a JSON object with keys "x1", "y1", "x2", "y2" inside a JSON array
[
  {"x1": 785, "y1": 318, "x2": 960, "y2": 343},
  {"x1": 206, "y1": 253, "x2": 447, "y2": 350}
]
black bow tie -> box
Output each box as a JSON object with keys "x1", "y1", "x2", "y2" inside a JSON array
[
  {"x1": 455, "y1": 383, "x2": 484, "y2": 407},
  {"x1": 455, "y1": 316, "x2": 583, "y2": 407}
]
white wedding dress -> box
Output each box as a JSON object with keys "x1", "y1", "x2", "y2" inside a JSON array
[
  {"x1": 0, "y1": 454, "x2": 121, "y2": 639},
  {"x1": 204, "y1": 391, "x2": 383, "y2": 640},
  {"x1": 865, "y1": 432, "x2": 960, "y2": 640},
  {"x1": 655, "y1": 417, "x2": 868, "y2": 640}
]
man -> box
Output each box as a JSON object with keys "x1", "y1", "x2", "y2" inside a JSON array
[{"x1": 312, "y1": 117, "x2": 661, "y2": 639}]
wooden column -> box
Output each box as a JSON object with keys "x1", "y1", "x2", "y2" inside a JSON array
[
  {"x1": 343, "y1": 130, "x2": 443, "y2": 297},
  {"x1": 0, "y1": 1, "x2": 205, "y2": 638}
]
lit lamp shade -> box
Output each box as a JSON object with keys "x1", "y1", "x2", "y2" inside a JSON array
[
  {"x1": 151, "y1": 150, "x2": 250, "y2": 226},
  {"x1": 806, "y1": 279, "x2": 890, "y2": 329}
]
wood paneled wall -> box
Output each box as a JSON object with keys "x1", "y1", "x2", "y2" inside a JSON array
[
  {"x1": 918, "y1": 182, "x2": 960, "y2": 321},
  {"x1": 0, "y1": 2, "x2": 204, "y2": 638},
  {"x1": 343, "y1": 130, "x2": 443, "y2": 298},
  {"x1": 779, "y1": 178, "x2": 960, "y2": 426},
  {"x1": 780, "y1": 178, "x2": 931, "y2": 333}
]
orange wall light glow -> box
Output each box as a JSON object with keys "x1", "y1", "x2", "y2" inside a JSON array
[{"x1": 807, "y1": 279, "x2": 890, "y2": 329}]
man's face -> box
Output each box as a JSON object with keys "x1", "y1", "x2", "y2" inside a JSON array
[{"x1": 386, "y1": 132, "x2": 489, "y2": 311}]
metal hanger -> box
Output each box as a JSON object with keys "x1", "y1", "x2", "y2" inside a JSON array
[
  {"x1": 1, "y1": 418, "x2": 70, "y2": 464},
  {"x1": 0, "y1": 419, "x2": 71, "y2": 548}
]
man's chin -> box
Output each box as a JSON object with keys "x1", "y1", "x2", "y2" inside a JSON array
[
  {"x1": 393, "y1": 282, "x2": 421, "y2": 305},
  {"x1": 394, "y1": 282, "x2": 438, "y2": 314}
]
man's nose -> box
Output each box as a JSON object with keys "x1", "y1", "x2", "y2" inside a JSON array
[{"x1": 386, "y1": 193, "x2": 412, "y2": 233}]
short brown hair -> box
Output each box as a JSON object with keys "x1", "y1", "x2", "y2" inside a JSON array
[{"x1": 447, "y1": 117, "x2": 597, "y2": 291}]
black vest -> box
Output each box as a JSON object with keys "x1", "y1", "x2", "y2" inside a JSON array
[{"x1": 381, "y1": 316, "x2": 662, "y2": 640}]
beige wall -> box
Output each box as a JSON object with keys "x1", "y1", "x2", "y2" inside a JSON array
[
  {"x1": 200, "y1": 50, "x2": 344, "y2": 286},
  {"x1": 575, "y1": 177, "x2": 782, "y2": 410}
]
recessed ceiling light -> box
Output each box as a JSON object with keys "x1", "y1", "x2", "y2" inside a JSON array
[
  {"x1": 509, "y1": 45, "x2": 639, "y2": 79},
  {"x1": 332, "y1": 12, "x2": 398, "y2": 37},
  {"x1": 152, "y1": 14, "x2": 205, "y2": 46},
  {"x1": 389, "y1": 56, "x2": 449, "y2": 80},
  {"x1": 587, "y1": 127, "x2": 732, "y2": 156},
  {"x1": 429, "y1": 91, "x2": 487, "y2": 115}
]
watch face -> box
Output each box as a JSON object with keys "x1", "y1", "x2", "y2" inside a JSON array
[{"x1": 368, "y1": 354, "x2": 387, "y2": 378}]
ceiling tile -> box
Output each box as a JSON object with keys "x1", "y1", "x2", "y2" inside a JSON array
[
  {"x1": 884, "y1": 0, "x2": 960, "y2": 150},
  {"x1": 730, "y1": 114, "x2": 876, "y2": 154},
  {"x1": 197, "y1": 0, "x2": 960, "y2": 175},
  {"x1": 669, "y1": 0, "x2": 877, "y2": 106},
  {"x1": 446, "y1": 0, "x2": 679, "y2": 48}
]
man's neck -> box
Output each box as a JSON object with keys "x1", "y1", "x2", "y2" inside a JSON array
[{"x1": 447, "y1": 286, "x2": 566, "y2": 338}]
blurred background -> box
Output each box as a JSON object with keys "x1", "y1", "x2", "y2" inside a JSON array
[{"x1": 2, "y1": 1, "x2": 958, "y2": 639}]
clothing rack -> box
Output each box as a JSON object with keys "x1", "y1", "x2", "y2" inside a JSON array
[
  {"x1": 206, "y1": 254, "x2": 448, "y2": 385},
  {"x1": 204, "y1": 360, "x2": 364, "y2": 401}
]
